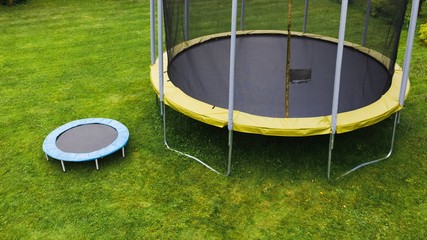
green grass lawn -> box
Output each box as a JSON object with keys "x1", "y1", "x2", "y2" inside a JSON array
[{"x1": 1, "y1": 0, "x2": 426, "y2": 239}]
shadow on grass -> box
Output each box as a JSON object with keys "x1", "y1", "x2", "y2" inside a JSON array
[
  {"x1": 0, "y1": 0, "x2": 26, "y2": 7},
  {"x1": 159, "y1": 106, "x2": 398, "y2": 181},
  {"x1": 46, "y1": 149, "x2": 128, "y2": 173}
]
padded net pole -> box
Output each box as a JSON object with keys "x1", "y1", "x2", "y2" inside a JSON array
[
  {"x1": 400, "y1": 0, "x2": 420, "y2": 106},
  {"x1": 150, "y1": 0, "x2": 156, "y2": 65},
  {"x1": 226, "y1": 0, "x2": 239, "y2": 176},
  {"x1": 228, "y1": 0, "x2": 238, "y2": 132},
  {"x1": 328, "y1": 0, "x2": 349, "y2": 180},
  {"x1": 362, "y1": 0, "x2": 371, "y2": 46},
  {"x1": 330, "y1": 0, "x2": 349, "y2": 135},
  {"x1": 158, "y1": 0, "x2": 164, "y2": 115}
]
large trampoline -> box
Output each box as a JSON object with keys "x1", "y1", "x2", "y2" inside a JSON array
[
  {"x1": 149, "y1": 0, "x2": 419, "y2": 177},
  {"x1": 151, "y1": 31, "x2": 406, "y2": 136},
  {"x1": 43, "y1": 118, "x2": 129, "y2": 172}
]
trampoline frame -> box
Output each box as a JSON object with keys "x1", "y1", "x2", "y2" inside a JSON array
[
  {"x1": 43, "y1": 118, "x2": 129, "y2": 172},
  {"x1": 150, "y1": 0, "x2": 420, "y2": 179}
]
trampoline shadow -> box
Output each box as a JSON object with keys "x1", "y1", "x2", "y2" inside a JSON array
[{"x1": 163, "y1": 107, "x2": 396, "y2": 179}]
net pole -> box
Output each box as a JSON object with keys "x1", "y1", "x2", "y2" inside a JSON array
[
  {"x1": 184, "y1": 0, "x2": 189, "y2": 40},
  {"x1": 227, "y1": 0, "x2": 238, "y2": 176},
  {"x1": 400, "y1": 0, "x2": 420, "y2": 106},
  {"x1": 303, "y1": 0, "x2": 309, "y2": 33},
  {"x1": 331, "y1": 0, "x2": 349, "y2": 135},
  {"x1": 285, "y1": 0, "x2": 292, "y2": 118},
  {"x1": 328, "y1": 0, "x2": 349, "y2": 180},
  {"x1": 150, "y1": 0, "x2": 156, "y2": 65},
  {"x1": 362, "y1": 0, "x2": 371, "y2": 46},
  {"x1": 228, "y1": 0, "x2": 238, "y2": 132},
  {"x1": 157, "y1": 0, "x2": 164, "y2": 116}
]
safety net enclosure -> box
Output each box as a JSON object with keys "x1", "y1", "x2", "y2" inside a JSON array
[{"x1": 150, "y1": 0, "x2": 410, "y2": 136}]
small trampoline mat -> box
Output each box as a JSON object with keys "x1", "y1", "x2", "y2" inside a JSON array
[{"x1": 56, "y1": 124, "x2": 118, "y2": 153}]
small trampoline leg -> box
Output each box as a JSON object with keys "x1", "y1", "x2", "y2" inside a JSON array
[
  {"x1": 122, "y1": 147, "x2": 125, "y2": 158},
  {"x1": 61, "y1": 161, "x2": 66, "y2": 172},
  {"x1": 95, "y1": 159, "x2": 99, "y2": 170},
  {"x1": 45, "y1": 154, "x2": 49, "y2": 161}
]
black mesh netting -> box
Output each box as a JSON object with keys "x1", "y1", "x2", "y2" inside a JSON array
[{"x1": 162, "y1": 0, "x2": 408, "y2": 118}]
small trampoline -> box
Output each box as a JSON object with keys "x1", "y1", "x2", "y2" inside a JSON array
[{"x1": 43, "y1": 118, "x2": 129, "y2": 172}]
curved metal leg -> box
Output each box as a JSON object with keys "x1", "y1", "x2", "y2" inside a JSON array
[
  {"x1": 162, "y1": 104, "x2": 232, "y2": 176},
  {"x1": 122, "y1": 147, "x2": 125, "y2": 158},
  {"x1": 164, "y1": 141, "x2": 232, "y2": 176},
  {"x1": 329, "y1": 113, "x2": 399, "y2": 180}
]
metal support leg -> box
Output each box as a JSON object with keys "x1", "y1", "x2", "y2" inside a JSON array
[
  {"x1": 336, "y1": 113, "x2": 399, "y2": 179},
  {"x1": 45, "y1": 154, "x2": 49, "y2": 161},
  {"x1": 329, "y1": 113, "x2": 399, "y2": 180},
  {"x1": 61, "y1": 160, "x2": 66, "y2": 172},
  {"x1": 95, "y1": 159, "x2": 99, "y2": 170},
  {"x1": 122, "y1": 147, "x2": 125, "y2": 158},
  {"x1": 397, "y1": 111, "x2": 401, "y2": 124},
  {"x1": 226, "y1": 130, "x2": 233, "y2": 176},
  {"x1": 327, "y1": 133, "x2": 335, "y2": 180},
  {"x1": 155, "y1": 94, "x2": 159, "y2": 108},
  {"x1": 162, "y1": 103, "x2": 232, "y2": 176}
]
